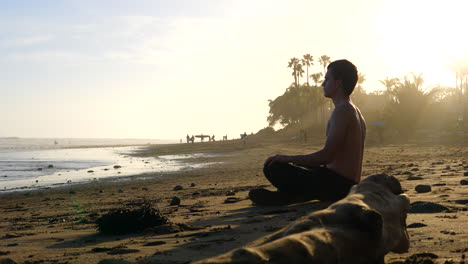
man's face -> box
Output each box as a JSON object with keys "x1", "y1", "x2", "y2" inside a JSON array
[{"x1": 322, "y1": 70, "x2": 339, "y2": 98}]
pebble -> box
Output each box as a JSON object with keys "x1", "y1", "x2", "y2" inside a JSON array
[
  {"x1": 415, "y1": 185, "x2": 432, "y2": 193},
  {"x1": 113, "y1": 165, "x2": 122, "y2": 169},
  {"x1": 460, "y1": 179, "x2": 468, "y2": 185},
  {"x1": 117, "y1": 188, "x2": 123, "y2": 193},
  {"x1": 407, "y1": 222, "x2": 427, "y2": 228},
  {"x1": 173, "y1": 185, "x2": 183, "y2": 191},
  {"x1": 410, "y1": 201, "x2": 449, "y2": 213},
  {"x1": 170, "y1": 196, "x2": 181, "y2": 206},
  {"x1": 464, "y1": 172, "x2": 468, "y2": 176},
  {"x1": 224, "y1": 197, "x2": 241, "y2": 203},
  {"x1": 407, "y1": 176, "x2": 424, "y2": 181},
  {"x1": 88, "y1": 170, "x2": 94, "y2": 173},
  {"x1": 190, "y1": 183, "x2": 196, "y2": 187}
]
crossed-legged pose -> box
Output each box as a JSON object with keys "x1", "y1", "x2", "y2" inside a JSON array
[{"x1": 250, "y1": 59, "x2": 366, "y2": 205}]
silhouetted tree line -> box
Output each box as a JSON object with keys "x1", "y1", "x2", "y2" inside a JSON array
[{"x1": 267, "y1": 55, "x2": 468, "y2": 142}]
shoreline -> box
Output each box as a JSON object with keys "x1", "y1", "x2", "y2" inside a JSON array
[
  {"x1": 0, "y1": 144, "x2": 224, "y2": 193},
  {"x1": 0, "y1": 140, "x2": 466, "y2": 264}
]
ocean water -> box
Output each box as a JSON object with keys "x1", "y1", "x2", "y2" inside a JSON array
[{"x1": 0, "y1": 138, "x2": 216, "y2": 192}]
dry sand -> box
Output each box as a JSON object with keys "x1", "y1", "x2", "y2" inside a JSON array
[{"x1": 0, "y1": 138, "x2": 467, "y2": 264}]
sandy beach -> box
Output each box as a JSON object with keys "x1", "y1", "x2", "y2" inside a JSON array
[{"x1": 0, "y1": 137, "x2": 467, "y2": 264}]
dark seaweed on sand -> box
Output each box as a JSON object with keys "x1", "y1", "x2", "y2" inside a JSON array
[{"x1": 96, "y1": 201, "x2": 169, "y2": 235}]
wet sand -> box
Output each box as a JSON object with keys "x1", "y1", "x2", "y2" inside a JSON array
[{"x1": 0, "y1": 138, "x2": 467, "y2": 264}]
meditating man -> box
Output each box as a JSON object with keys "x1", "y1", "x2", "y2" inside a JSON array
[{"x1": 249, "y1": 59, "x2": 366, "y2": 205}]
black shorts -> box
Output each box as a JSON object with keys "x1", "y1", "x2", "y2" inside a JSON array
[{"x1": 263, "y1": 162, "x2": 357, "y2": 201}]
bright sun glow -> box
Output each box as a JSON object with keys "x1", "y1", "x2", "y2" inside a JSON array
[{"x1": 374, "y1": 0, "x2": 468, "y2": 87}]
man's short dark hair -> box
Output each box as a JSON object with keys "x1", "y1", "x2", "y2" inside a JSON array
[{"x1": 327, "y1": 60, "x2": 358, "y2": 96}]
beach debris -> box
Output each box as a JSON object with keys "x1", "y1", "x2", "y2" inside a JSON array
[
  {"x1": 460, "y1": 179, "x2": 468, "y2": 185},
  {"x1": 113, "y1": 165, "x2": 122, "y2": 169},
  {"x1": 226, "y1": 190, "x2": 236, "y2": 196},
  {"x1": 0, "y1": 258, "x2": 17, "y2": 264},
  {"x1": 409, "y1": 201, "x2": 449, "y2": 213},
  {"x1": 96, "y1": 201, "x2": 169, "y2": 235},
  {"x1": 173, "y1": 185, "x2": 183, "y2": 191},
  {"x1": 415, "y1": 185, "x2": 431, "y2": 193},
  {"x1": 170, "y1": 196, "x2": 181, "y2": 206},
  {"x1": 407, "y1": 223, "x2": 427, "y2": 228},
  {"x1": 224, "y1": 197, "x2": 241, "y2": 203},
  {"x1": 444, "y1": 165, "x2": 451, "y2": 170}
]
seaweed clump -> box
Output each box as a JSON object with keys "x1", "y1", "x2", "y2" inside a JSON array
[{"x1": 96, "y1": 201, "x2": 169, "y2": 235}]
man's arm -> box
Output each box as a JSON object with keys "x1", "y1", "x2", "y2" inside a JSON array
[{"x1": 265, "y1": 107, "x2": 350, "y2": 168}]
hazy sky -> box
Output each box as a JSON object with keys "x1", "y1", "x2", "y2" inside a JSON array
[{"x1": 1, "y1": 0, "x2": 467, "y2": 139}]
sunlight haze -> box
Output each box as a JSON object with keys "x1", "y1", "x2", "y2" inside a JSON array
[{"x1": 1, "y1": 0, "x2": 467, "y2": 139}]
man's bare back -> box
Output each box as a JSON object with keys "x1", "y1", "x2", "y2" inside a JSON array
[{"x1": 325, "y1": 102, "x2": 366, "y2": 182}]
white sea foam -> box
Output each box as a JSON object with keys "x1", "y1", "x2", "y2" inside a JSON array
[{"x1": 0, "y1": 138, "x2": 218, "y2": 192}]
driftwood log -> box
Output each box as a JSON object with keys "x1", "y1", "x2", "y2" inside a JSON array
[{"x1": 195, "y1": 173, "x2": 410, "y2": 264}]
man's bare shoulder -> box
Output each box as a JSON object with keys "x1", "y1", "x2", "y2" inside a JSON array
[{"x1": 331, "y1": 103, "x2": 358, "y2": 121}]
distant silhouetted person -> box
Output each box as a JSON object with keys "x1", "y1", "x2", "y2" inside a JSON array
[
  {"x1": 249, "y1": 59, "x2": 366, "y2": 206},
  {"x1": 186, "y1": 134, "x2": 190, "y2": 143},
  {"x1": 241, "y1": 132, "x2": 247, "y2": 145},
  {"x1": 190, "y1": 135, "x2": 195, "y2": 143}
]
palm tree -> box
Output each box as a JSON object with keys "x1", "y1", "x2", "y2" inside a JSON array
[
  {"x1": 302, "y1": 54, "x2": 313, "y2": 86},
  {"x1": 385, "y1": 73, "x2": 441, "y2": 139},
  {"x1": 287, "y1": 57, "x2": 301, "y2": 87},
  {"x1": 318, "y1": 55, "x2": 331, "y2": 74},
  {"x1": 295, "y1": 63, "x2": 304, "y2": 86},
  {"x1": 310, "y1": 72, "x2": 323, "y2": 86}
]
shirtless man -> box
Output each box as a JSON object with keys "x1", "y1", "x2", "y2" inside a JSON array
[{"x1": 249, "y1": 59, "x2": 366, "y2": 205}]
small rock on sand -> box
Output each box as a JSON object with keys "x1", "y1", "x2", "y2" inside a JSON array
[
  {"x1": 408, "y1": 176, "x2": 424, "y2": 181},
  {"x1": 88, "y1": 170, "x2": 94, "y2": 173},
  {"x1": 410, "y1": 201, "x2": 449, "y2": 213},
  {"x1": 407, "y1": 222, "x2": 427, "y2": 228},
  {"x1": 170, "y1": 196, "x2": 181, "y2": 206},
  {"x1": 415, "y1": 185, "x2": 432, "y2": 193},
  {"x1": 224, "y1": 197, "x2": 241, "y2": 203},
  {"x1": 173, "y1": 185, "x2": 183, "y2": 191},
  {"x1": 113, "y1": 165, "x2": 122, "y2": 169},
  {"x1": 460, "y1": 179, "x2": 468, "y2": 185},
  {"x1": 464, "y1": 172, "x2": 468, "y2": 176}
]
